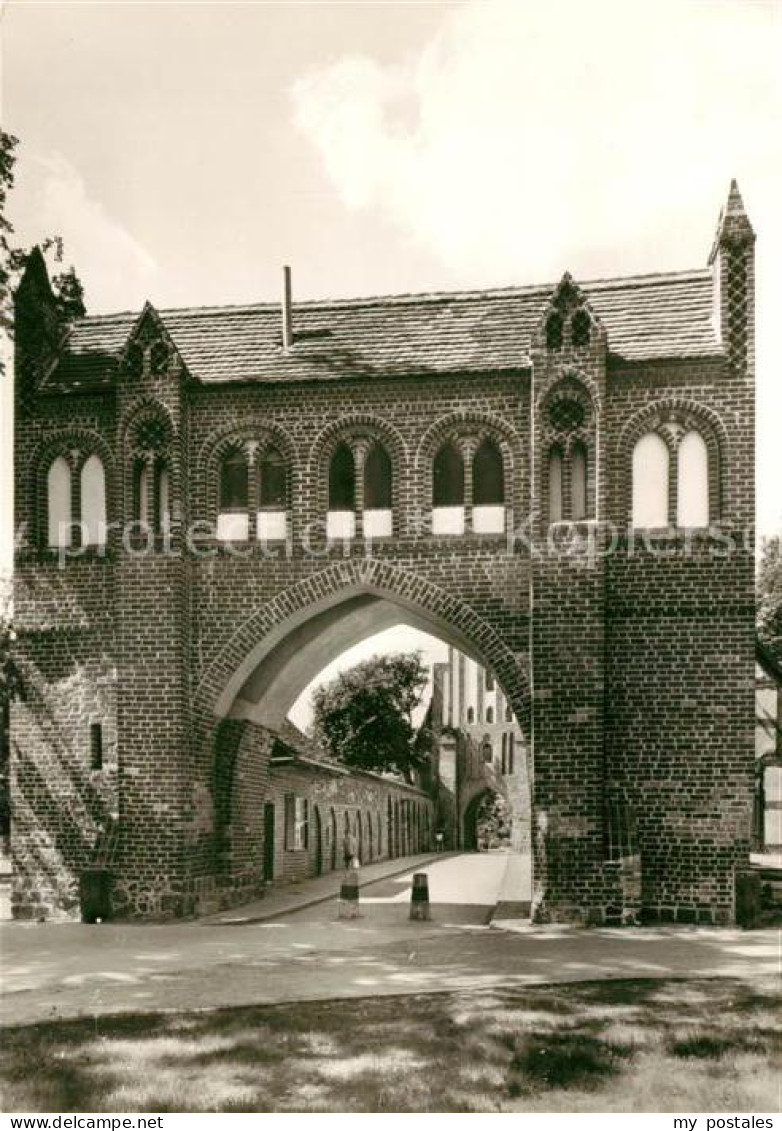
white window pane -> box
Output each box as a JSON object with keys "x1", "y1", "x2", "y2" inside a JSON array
[
  {"x1": 363, "y1": 508, "x2": 392, "y2": 538},
  {"x1": 47, "y1": 457, "x2": 71, "y2": 548},
  {"x1": 81, "y1": 455, "x2": 106, "y2": 546},
  {"x1": 217, "y1": 511, "x2": 249, "y2": 541},
  {"x1": 676, "y1": 431, "x2": 709, "y2": 527},
  {"x1": 764, "y1": 765, "x2": 782, "y2": 803},
  {"x1": 257, "y1": 510, "x2": 287, "y2": 541},
  {"x1": 632, "y1": 433, "x2": 669, "y2": 527},
  {"x1": 326, "y1": 510, "x2": 355, "y2": 540},
  {"x1": 432, "y1": 506, "x2": 465, "y2": 535},
  {"x1": 473, "y1": 504, "x2": 505, "y2": 534}
]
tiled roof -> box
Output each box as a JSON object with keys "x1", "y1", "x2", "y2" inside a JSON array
[{"x1": 52, "y1": 268, "x2": 720, "y2": 387}]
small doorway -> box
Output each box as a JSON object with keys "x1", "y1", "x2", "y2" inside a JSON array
[
  {"x1": 313, "y1": 805, "x2": 323, "y2": 876},
  {"x1": 263, "y1": 802, "x2": 275, "y2": 881},
  {"x1": 330, "y1": 808, "x2": 337, "y2": 870}
]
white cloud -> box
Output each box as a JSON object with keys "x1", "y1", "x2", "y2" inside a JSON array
[
  {"x1": 9, "y1": 151, "x2": 157, "y2": 313},
  {"x1": 293, "y1": 0, "x2": 782, "y2": 535},
  {"x1": 293, "y1": 0, "x2": 780, "y2": 281}
]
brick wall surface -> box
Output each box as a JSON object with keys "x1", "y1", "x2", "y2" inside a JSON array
[{"x1": 10, "y1": 197, "x2": 756, "y2": 923}]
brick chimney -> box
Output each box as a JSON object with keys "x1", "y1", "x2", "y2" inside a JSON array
[{"x1": 281, "y1": 265, "x2": 293, "y2": 351}]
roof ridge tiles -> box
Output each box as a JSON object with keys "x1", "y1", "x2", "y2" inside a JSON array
[{"x1": 73, "y1": 266, "x2": 710, "y2": 326}]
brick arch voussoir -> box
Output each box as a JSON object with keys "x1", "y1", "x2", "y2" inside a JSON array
[
  {"x1": 118, "y1": 398, "x2": 179, "y2": 522},
  {"x1": 193, "y1": 560, "x2": 531, "y2": 769},
  {"x1": 536, "y1": 370, "x2": 601, "y2": 418},
  {"x1": 416, "y1": 410, "x2": 523, "y2": 516},
  {"x1": 118, "y1": 396, "x2": 178, "y2": 447},
  {"x1": 618, "y1": 397, "x2": 728, "y2": 523},
  {"x1": 198, "y1": 418, "x2": 298, "y2": 516},
  {"x1": 30, "y1": 428, "x2": 116, "y2": 548},
  {"x1": 308, "y1": 413, "x2": 409, "y2": 520}
]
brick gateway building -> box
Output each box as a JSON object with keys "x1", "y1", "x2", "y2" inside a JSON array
[{"x1": 11, "y1": 184, "x2": 755, "y2": 924}]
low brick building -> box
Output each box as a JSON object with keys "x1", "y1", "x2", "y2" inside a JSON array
[
  {"x1": 266, "y1": 731, "x2": 432, "y2": 887},
  {"x1": 11, "y1": 182, "x2": 757, "y2": 925}
]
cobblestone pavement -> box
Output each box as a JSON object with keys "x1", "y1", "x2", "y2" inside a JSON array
[{"x1": 1, "y1": 853, "x2": 776, "y2": 1028}]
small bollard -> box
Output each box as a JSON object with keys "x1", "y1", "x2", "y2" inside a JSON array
[
  {"x1": 339, "y1": 870, "x2": 361, "y2": 919},
  {"x1": 410, "y1": 872, "x2": 430, "y2": 921}
]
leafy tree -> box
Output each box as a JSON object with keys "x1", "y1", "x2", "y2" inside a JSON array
[
  {"x1": 475, "y1": 792, "x2": 511, "y2": 850},
  {"x1": 311, "y1": 652, "x2": 430, "y2": 781},
  {"x1": 1, "y1": 129, "x2": 86, "y2": 378},
  {"x1": 0, "y1": 130, "x2": 20, "y2": 346},
  {"x1": 758, "y1": 534, "x2": 782, "y2": 664},
  {"x1": 0, "y1": 577, "x2": 22, "y2": 840},
  {"x1": 51, "y1": 265, "x2": 86, "y2": 320}
]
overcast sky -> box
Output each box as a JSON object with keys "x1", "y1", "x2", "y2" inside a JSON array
[{"x1": 1, "y1": 0, "x2": 780, "y2": 704}]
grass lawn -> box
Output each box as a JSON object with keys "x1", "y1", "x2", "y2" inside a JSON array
[{"x1": 1, "y1": 977, "x2": 779, "y2": 1113}]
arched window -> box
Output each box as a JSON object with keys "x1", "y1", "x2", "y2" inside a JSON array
[
  {"x1": 485, "y1": 671, "x2": 495, "y2": 691},
  {"x1": 473, "y1": 439, "x2": 503, "y2": 505},
  {"x1": 80, "y1": 455, "x2": 106, "y2": 547},
  {"x1": 364, "y1": 443, "x2": 391, "y2": 509},
  {"x1": 677, "y1": 431, "x2": 709, "y2": 527},
  {"x1": 571, "y1": 441, "x2": 588, "y2": 520},
  {"x1": 571, "y1": 309, "x2": 591, "y2": 348},
  {"x1": 482, "y1": 740, "x2": 493, "y2": 763},
  {"x1": 548, "y1": 447, "x2": 564, "y2": 524},
  {"x1": 508, "y1": 732, "x2": 515, "y2": 775},
  {"x1": 155, "y1": 461, "x2": 171, "y2": 534},
  {"x1": 258, "y1": 447, "x2": 288, "y2": 541},
  {"x1": 432, "y1": 442, "x2": 465, "y2": 534},
  {"x1": 632, "y1": 433, "x2": 670, "y2": 528},
  {"x1": 546, "y1": 312, "x2": 563, "y2": 350},
  {"x1": 329, "y1": 443, "x2": 355, "y2": 509},
  {"x1": 327, "y1": 443, "x2": 356, "y2": 539},
  {"x1": 133, "y1": 460, "x2": 150, "y2": 527},
  {"x1": 218, "y1": 448, "x2": 249, "y2": 540},
  {"x1": 363, "y1": 443, "x2": 392, "y2": 538},
  {"x1": 466, "y1": 706, "x2": 475, "y2": 724},
  {"x1": 486, "y1": 706, "x2": 494, "y2": 724},
  {"x1": 220, "y1": 448, "x2": 248, "y2": 509},
  {"x1": 47, "y1": 456, "x2": 72, "y2": 548},
  {"x1": 433, "y1": 443, "x2": 464, "y2": 506},
  {"x1": 473, "y1": 438, "x2": 505, "y2": 533},
  {"x1": 260, "y1": 447, "x2": 287, "y2": 508},
  {"x1": 505, "y1": 705, "x2": 513, "y2": 722},
  {"x1": 149, "y1": 340, "x2": 169, "y2": 376}
]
